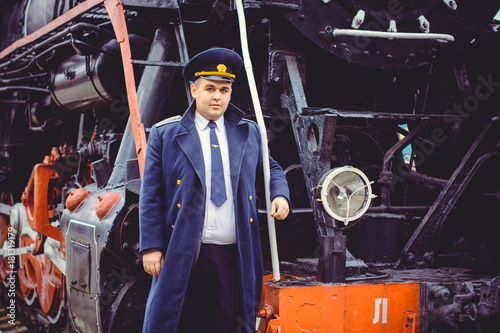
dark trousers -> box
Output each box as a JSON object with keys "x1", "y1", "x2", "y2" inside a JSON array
[{"x1": 178, "y1": 243, "x2": 241, "y2": 333}]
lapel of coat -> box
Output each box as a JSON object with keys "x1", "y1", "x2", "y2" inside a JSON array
[
  {"x1": 224, "y1": 103, "x2": 249, "y2": 196},
  {"x1": 175, "y1": 102, "x2": 205, "y2": 186},
  {"x1": 175, "y1": 102, "x2": 248, "y2": 193}
]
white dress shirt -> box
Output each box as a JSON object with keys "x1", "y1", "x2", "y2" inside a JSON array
[{"x1": 194, "y1": 112, "x2": 236, "y2": 244}]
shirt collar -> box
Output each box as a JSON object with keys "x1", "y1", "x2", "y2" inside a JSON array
[{"x1": 194, "y1": 111, "x2": 225, "y2": 131}]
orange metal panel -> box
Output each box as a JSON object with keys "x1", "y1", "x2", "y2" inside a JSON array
[
  {"x1": 276, "y1": 284, "x2": 345, "y2": 333},
  {"x1": 343, "y1": 283, "x2": 420, "y2": 333},
  {"x1": 0, "y1": 0, "x2": 105, "y2": 60},
  {"x1": 261, "y1": 281, "x2": 420, "y2": 333}
]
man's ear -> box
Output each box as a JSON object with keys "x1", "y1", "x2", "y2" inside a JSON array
[{"x1": 190, "y1": 82, "x2": 197, "y2": 99}]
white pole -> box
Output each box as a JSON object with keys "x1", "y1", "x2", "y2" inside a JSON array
[{"x1": 235, "y1": 0, "x2": 280, "y2": 282}]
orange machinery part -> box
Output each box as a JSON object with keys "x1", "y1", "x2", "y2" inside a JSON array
[
  {"x1": 259, "y1": 278, "x2": 420, "y2": 333},
  {"x1": 104, "y1": 0, "x2": 147, "y2": 178},
  {"x1": 35, "y1": 253, "x2": 65, "y2": 318},
  {"x1": 21, "y1": 163, "x2": 64, "y2": 244},
  {"x1": 18, "y1": 150, "x2": 68, "y2": 316},
  {"x1": 66, "y1": 188, "x2": 92, "y2": 213},
  {"x1": 95, "y1": 192, "x2": 121, "y2": 220},
  {"x1": 18, "y1": 234, "x2": 65, "y2": 319}
]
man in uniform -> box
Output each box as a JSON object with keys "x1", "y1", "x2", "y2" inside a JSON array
[{"x1": 139, "y1": 48, "x2": 290, "y2": 332}]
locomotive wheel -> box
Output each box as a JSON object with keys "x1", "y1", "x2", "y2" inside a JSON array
[
  {"x1": 0, "y1": 192, "x2": 13, "y2": 287},
  {"x1": 35, "y1": 253, "x2": 65, "y2": 324},
  {"x1": 18, "y1": 235, "x2": 38, "y2": 305}
]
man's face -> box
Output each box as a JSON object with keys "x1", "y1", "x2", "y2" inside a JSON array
[{"x1": 191, "y1": 78, "x2": 232, "y2": 121}]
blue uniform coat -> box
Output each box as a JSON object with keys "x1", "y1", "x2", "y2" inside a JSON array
[{"x1": 139, "y1": 102, "x2": 290, "y2": 332}]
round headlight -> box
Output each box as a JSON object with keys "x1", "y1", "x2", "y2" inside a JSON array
[{"x1": 318, "y1": 166, "x2": 373, "y2": 225}]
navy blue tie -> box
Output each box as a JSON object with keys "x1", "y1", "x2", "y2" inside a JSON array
[{"x1": 208, "y1": 121, "x2": 227, "y2": 206}]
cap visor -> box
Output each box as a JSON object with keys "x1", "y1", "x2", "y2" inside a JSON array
[{"x1": 196, "y1": 75, "x2": 234, "y2": 83}]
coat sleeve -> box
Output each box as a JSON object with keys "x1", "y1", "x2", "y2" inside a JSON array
[
  {"x1": 254, "y1": 123, "x2": 291, "y2": 207},
  {"x1": 139, "y1": 125, "x2": 166, "y2": 253}
]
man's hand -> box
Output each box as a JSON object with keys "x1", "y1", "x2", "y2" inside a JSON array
[
  {"x1": 270, "y1": 196, "x2": 290, "y2": 220},
  {"x1": 142, "y1": 250, "x2": 164, "y2": 277}
]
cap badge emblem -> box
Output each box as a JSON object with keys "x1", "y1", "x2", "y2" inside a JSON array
[{"x1": 217, "y1": 64, "x2": 227, "y2": 73}]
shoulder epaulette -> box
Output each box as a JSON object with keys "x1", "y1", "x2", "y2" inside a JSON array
[{"x1": 155, "y1": 115, "x2": 181, "y2": 127}]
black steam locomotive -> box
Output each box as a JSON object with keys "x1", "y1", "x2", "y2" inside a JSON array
[{"x1": 0, "y1": 0, "x2": 499, "y2": 332}]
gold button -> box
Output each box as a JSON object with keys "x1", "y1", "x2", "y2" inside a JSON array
[
  {"x1": 177, "y1": 203, "x2": 181, "y2": 208},
  {"x1": 177, "y1": 180, "x2": 181, "y2": 185},
  {"x1": 249, "y1": 196, "x2": 252, "y2": 201},
  {"x1": 171, "y1": 224, "x2": 175, "y2": 229},
  {"x1": 250, "y1": 218, "x2": 253, "y2": 223}
]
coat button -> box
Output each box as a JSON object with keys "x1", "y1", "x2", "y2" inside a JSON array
[
  {"x1": 250, "y1": 218, "x2": 253, "y2": 223},
  {"x1": 177, "y1": 180, "x2": 181, "y2": 185},
  {"x1": 171, "y1": 224, "x2": 175, "y2": 229},
  {"x1": 249, "y1": 196, "x2": 252, "y2": 201},
  {"x1": 177, "y1": 203, "x2": 181, "y2": 208}
]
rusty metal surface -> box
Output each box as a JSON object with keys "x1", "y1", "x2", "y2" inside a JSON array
[
  {"x1": 66, "y1": 188, "x2": 91, "y2": 213},
  {"x1": 95, "y1": 192, "x2": 121, "y2": 220}
]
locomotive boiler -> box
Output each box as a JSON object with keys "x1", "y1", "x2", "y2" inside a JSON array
[{"x1": 0, "y1": 0, "x2": 499, "y2": 332}]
